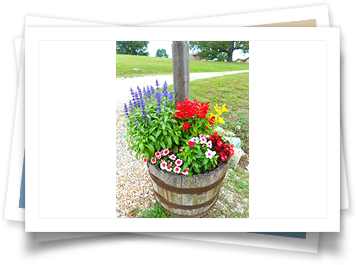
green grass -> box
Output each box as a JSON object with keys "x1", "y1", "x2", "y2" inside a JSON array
[
  {"x1": 138, "y1": 202, "x2": 173, "y2": 218},
  {"x1": 116, "y1": 54, "x2": 249, "y2": 78}
]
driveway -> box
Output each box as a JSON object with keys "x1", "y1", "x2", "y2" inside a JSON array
[{"x1": 115, "y1": 70, "x2": 249, "y2": 107}]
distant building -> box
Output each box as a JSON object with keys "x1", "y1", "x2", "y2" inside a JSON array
[
  {"x1": 236, "y1": 57, "x2": 249, "y2": 63},
  {"x1": 189, "y1": 53, "x2": 207, "y2": 61}
]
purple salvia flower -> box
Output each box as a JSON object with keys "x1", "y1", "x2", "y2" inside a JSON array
[
  {"x1": 134, "y1": 92, "x2": 140, "y2": 108},
  {"x1": 155, "y1": 79, "x2": 159, "y2": 89},
  {"x1": 130, "y1": 87, "x2": 135, "y2": 101},
  {"x1": 128, "y1": 100, "x2": 134, "y2": 112},
  {"x1": 162, "y1": 81, "x2": 168, "y2": 97},
  {"x1": 124, "y1": 103, "x2": 130, "y2": 118},
  {"x1": 134, "y1": 121, "x2": 139, "y2": 125},
  {"x1": 143, "y1": 86, "x2": 147, "y2": 99},
  {"x1": 137, "y1": 86, "x2": 143, "y2": 101},
  {"x1": 168, "y1": 91, "x2": 175, "y2": 103}
]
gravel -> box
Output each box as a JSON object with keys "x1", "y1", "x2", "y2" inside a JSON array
[{"x1": 116, "y1": 71, "x2": 249, "y2": 218}]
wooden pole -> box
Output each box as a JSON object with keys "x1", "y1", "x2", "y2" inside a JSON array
[{"x1": 172, "y1": 41, "x2": 190, "y2": 104}]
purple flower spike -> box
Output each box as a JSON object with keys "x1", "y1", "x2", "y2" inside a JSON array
[{"x1": 156, "y1": 79, "x2": 159, "y2": 88}]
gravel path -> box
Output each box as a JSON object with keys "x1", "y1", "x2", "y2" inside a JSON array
[{"x1": 116, "y1": 70, "x2": 249, "y2": 218}]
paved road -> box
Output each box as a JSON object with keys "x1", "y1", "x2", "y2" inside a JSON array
[{"x1": 116, "y1": 70, "x2": 249, "y2": 108}]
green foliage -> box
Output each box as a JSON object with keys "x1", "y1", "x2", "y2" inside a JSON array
[
  {"x1": 155, "y1": 48, "x2": 169, "y2": 58},
  {"x1": 139, "y1": 202, "x2": 174, "y2": 218},
  {"x1": 124, "y1": 83, "x2": 180, "y2": 161},
  {"x1": 177, "y1": 136, "x2": 218, "y2": 178},
  {"x1": 189, "y1": 41, "x2": 249, "y2": 62},
  {"x1": 116, "y1": 41, "x2": 150, "y2": 56}
]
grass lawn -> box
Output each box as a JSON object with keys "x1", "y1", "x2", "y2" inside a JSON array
[
  {"x1": 116, "y1": 54, "x2": 249, "y2": 78},
  {"x1": 128, "y1": 73, "x2": 249, "y2": 218}
]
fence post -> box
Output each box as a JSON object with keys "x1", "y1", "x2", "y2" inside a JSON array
[{"x1": 172, "y1": 41, "x2": 190, "y2": 104}]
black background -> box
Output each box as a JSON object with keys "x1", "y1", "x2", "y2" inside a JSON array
[{"x1": 0, "y1": 1, "x2": 350, "y2": 258}]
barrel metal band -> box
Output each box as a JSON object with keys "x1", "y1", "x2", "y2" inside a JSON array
[
  {"x1": 163, "y1": 200, "x2": 217, "y2": 218},
  {"x1": 148, "y1": 167, "x2": 227, "y2": 195},
  {"x1": 153, "y1": 189, "x2": 220, "y2": 210}
]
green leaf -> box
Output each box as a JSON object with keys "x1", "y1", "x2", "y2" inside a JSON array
[
  {"x1": 149, "y1": 136, "x2": 155, "y2": 142},
  {"x1": 139, "y1": 143, "x2": 144, "y2": 152},
  {"x1": 160, "y1": 141, "x2": 166, "y2": 149},
  {"x1": 147, "y1": 144, "x2": 155, "y2": 154},
  {"x1": 149, "y1": 127, "x2": 157, "y2": 134},
  {"x1": 155, "y1": 130, "x2": 162, "y2": 138}
]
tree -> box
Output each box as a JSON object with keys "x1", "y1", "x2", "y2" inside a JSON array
[
  {"x1": 155, "y1": 48, "x2": 169, "y2": 58},
  {"x1": 116, "y1": 41, "x2": 149, "y2": 56},
  {"x1": 189, "y1": 41, "x2": 249, "y2": 62}
]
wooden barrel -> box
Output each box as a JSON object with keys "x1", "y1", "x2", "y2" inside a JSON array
[{"x1": 147, "y1": 160, "x2": 229, "y2": 218}]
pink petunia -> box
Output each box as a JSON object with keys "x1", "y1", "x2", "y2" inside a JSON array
[
  {"x1": 151, "y1": 157, "x2": 156, "y2": 164},
  {"x1": 175, "y1": 159, "x2": 183, "y2": 166},
  {"x1": 173, "y1": 166, "x2": 181, "y2": 173},
  {"x1": 169, "y1": 154, "x2": 176, "y2": 160},
  {"x1": 143, "y1": 157, "x2": 147, "y2": 163},
  {"x1": 166, "y1": 166, "x2": 172, "y2": 172},
  {"x1": 155, "y1": 152, "x2": 162, "y2": 159},
  {"x1": 160, "y1": 161, "x2": 167, "y2": 170}
]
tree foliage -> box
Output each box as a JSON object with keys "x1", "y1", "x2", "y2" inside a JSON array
[
  {"x1": 155, "y1": 48, "x2": 169, "y2": 58},
  {"x1": 116, "y1": 41, "x2": 150, "y2": 56},
  {"x1": 189, "y1": 41, "x2": 249, "y2": 62}
]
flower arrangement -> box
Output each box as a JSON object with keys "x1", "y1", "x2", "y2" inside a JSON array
[{"x1": 124, "y1": 81, "x2": 234, "y2": 178}]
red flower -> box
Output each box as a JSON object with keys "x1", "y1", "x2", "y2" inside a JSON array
[
  {"x1": 182, "y1": 122, "x2": 193, "y2": 132},
  {"x1": 229, "y1": 150, "x2": 234, "y2": 156},
  {"x1": 188, "y1": 141, "x2": 195, "y2": 147},
  {"x1": 207, "y1": 115, "x2": 215, "y2": 125},
  {"x1": 217, "y1": 140, "x2": 222, "y2": 147}
]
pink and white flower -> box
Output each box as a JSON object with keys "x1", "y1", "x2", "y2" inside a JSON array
[
  {"x1": 166, "y1": 166, "x2": 172, "y2": 172},
  {"x1": 182, "y1": 168, "x2": 189, "y2": 175},
  {"x1": 151, "y1": 157, "x2": 157, "y2": 164},
  {"x1": 160, "y1": 161, "x2": 167, "y2": 170},
  {"x1": 162, "y1": 149, "x2": 169, "y2": 156},
  {"x1": 179, "y1": 148, "x2": 183, "y2": 152},
  {"x1": 155, "y1": 151, "x2": 162, "y2": 159},
  {"x1": 168, "y1": 162, "x2": 172, "y2": 166},
  {"x1": 205, "y1": 150, "x2": 216, "y2": 159},
  {"x1": 173, "y1": 166, "x2": 181, "y2": 173},
  {"x1": 169, "y1": 154, "x2": 176, "y2": 160},
  {"x1": 206, "y1": 141, "x2": 212, "y2": 148},
  {"x1": 175, "y1": 159, "x2": 183, "y2": 166},
  {"x1": 143, "y1": 157, "x2": 147, "y2": 163},
  {"x1": 200, "y1": 137, "x2": 207, "y2": 144},
  {"x1": 190, "y1": 137, "x2": 199, "y2": 143}
]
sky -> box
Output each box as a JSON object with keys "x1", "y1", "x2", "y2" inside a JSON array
[{"x1": 147, "y1": 41, "x2": 249, "y2": 61}]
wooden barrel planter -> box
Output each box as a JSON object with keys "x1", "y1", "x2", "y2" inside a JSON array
[{"x1": 147, "y1": 159, "x2": 229, "y2": 218}]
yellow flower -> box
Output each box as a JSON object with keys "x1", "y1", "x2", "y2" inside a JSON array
[
  {"x1": 216, "y1": 117, "x2": 225, "y2": 124},
  {"x1": 214, "y1": 104, "x2": 221, "y2": 114},
  {"x1": 221, "y1": 103, "x2": 228, "y2": 113}
]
